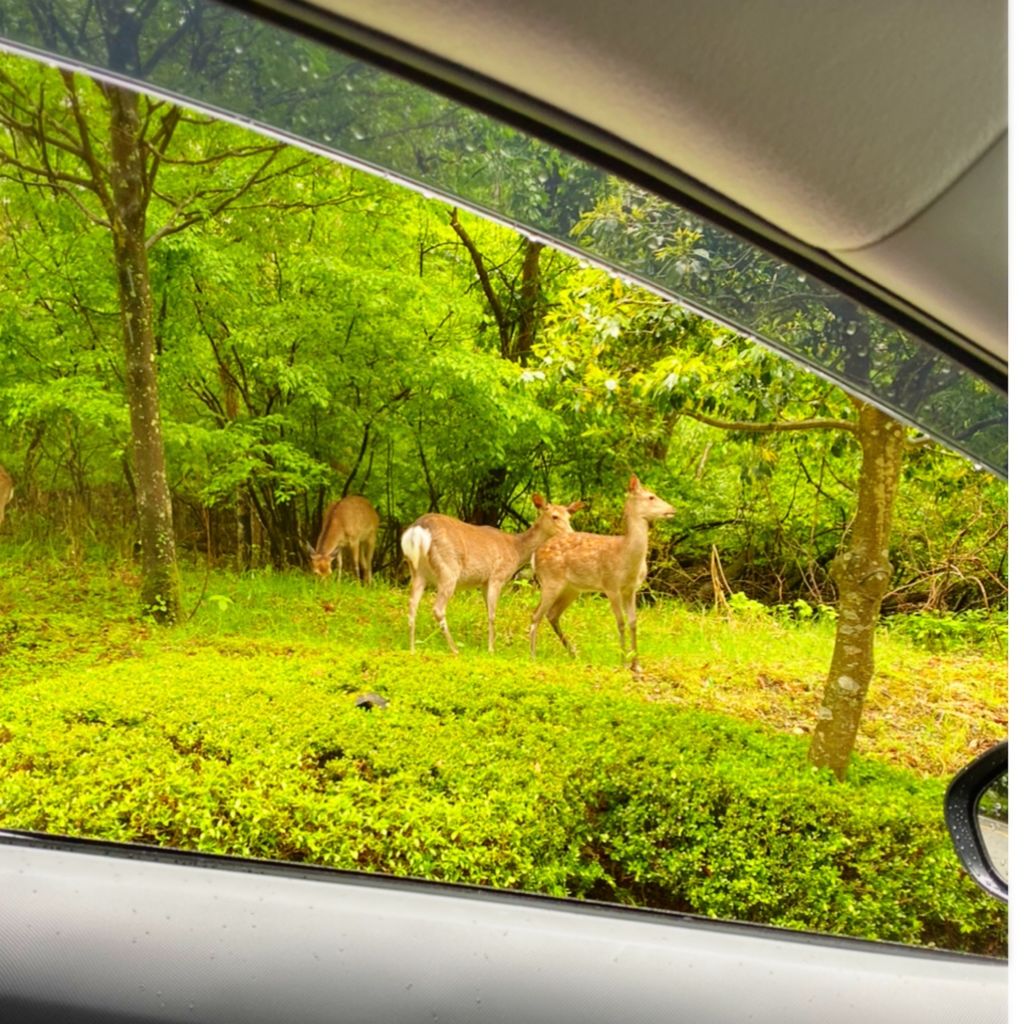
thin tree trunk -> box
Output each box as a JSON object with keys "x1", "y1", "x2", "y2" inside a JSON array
[
  {"x1": 513, "y1": 239, "x2": 544, "y2": 365},
  {"x1": 468, "y1": 466, "x2": 508, "y2": 526},
  {"x1": 108, "y1": 84, "x2": 181, "y2": 623},
  {"x1": 809, "y1": 403, "x2": 905, "y2": 778}
]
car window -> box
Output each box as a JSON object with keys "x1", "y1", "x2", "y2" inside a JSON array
[{"x1": 0, "y1": 0, "x2": 1008, "y2": 959}]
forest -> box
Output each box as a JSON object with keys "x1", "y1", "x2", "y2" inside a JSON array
[
  {"x1": 0, "y1": 40, "x2": 1008, "y2": 756},
  {"x1": 0, "y1": 10, "x2": 1010, "y2": 954}
]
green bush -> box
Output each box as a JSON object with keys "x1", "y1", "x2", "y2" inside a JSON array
[
  {"x1": 0, "y1": 637, "x2": 1006, "y2": 956},
  {"x1": 885, "y1": 609, "x2": 1008, "y2": 653}
]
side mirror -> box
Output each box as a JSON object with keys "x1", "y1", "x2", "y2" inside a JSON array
[{"x1": 944, "y1": 741, "x2": 1008, "y2": 903}]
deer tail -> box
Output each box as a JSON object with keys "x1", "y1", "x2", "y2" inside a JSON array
[{"x1": 401, "y1": 524, "x2": 432, "y2": 572}]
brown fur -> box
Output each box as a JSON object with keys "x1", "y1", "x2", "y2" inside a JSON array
[
  {"x1": 307, "y1": 495, "x2": 380, "y2": 584},
  {"x1": 402, "y1": 494, "x2": 584, "y2": 653},
  {"x1": 530, "y1": 476, "x2": 674, "y2": 673}
]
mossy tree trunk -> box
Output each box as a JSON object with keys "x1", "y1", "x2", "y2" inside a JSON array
[
  {"x1": 685, "y1": 399, "x2": 907, "y2": 779},
  {"x1": 108, "y1": 84, "x2": 181, "y2": 623},
  {"x1": 808, "y1": 403, "x2": 906, "y2": 778}
]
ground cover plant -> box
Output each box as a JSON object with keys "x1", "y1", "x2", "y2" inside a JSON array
[{"x1": 0, "y1": 559, "x2": 1007, "y2": 956}]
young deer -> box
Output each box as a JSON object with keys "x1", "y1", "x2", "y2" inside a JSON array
[
  {"x1": 307, "y1": 495, "x2": 380, "y2": 584},
  {"x1": 530, "y1": 475, "x2": 674, "y2": 673},
  {"x1": 402, "y1": 494, "x2": 584, "y2": 654},
  {"x1": 0, "y1": 464, "x2": 11, "y2": 530}
]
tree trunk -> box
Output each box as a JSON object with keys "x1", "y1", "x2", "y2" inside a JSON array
[
  {"x1": 236, "y1": 490, "x2": 253, "y2": 571},
  {"x1": 513, "y1": 239, "x2": 544, "y2": 365},
  {"x1": 809, "y1": 403, "x2": 905, "y2": 778},
  {"x1": 108, "y1": 84, "x2": 181, "y2": 623},
  {"x1": 467, "y1": 466, "x2": 509, "y2": 527}
]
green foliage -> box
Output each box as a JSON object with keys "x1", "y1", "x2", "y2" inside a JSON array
[
  {"x1": 0, "y1": 563, "x2": 1007, "y2": 956},
  {"x1": 884, "y1": 610, "x2": 1008, "y2": 654},
  {"x1": 590, "y1": 731, "x2": 1001, "y2": 951},
  {"x1": 727, "y1": 593, "x2": 838, "y2": 625},
  {"x1": 0, "y1": 46, "x2": 1007, "y2": 613}
]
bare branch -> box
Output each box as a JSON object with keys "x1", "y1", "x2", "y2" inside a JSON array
[
  {"x1": 0, "y1": 169, "x2": 110, "y2": 228},
  {"x1": 151, "y1": 142, "x2": 286, "y2": 168},
  {"x1": 145, "y1": 148, "x2": 297, "y2": 248},
  {"x1": 450, "y1": 207, "x2": 510, "y2": 355},
  {"x1": 682, "y1": 408, "x2": 857, "y2": 434},
  {"x1": 955, "y1": 414, "x2": 1007, "y2": 442},
  {"x1": 143, "y1": 105, "x2": 183, "y2": 204},
  {"x1": 57, "y1": 70, "x2": 114, "y2": 219}
]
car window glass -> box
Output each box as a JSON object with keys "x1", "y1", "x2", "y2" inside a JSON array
[
  {"x1": 0, "y1": 0, "x2": 1008, "y2": 960},
  {"x1": 0, "y1": 0, "x2": 1006, "y2": 477}
]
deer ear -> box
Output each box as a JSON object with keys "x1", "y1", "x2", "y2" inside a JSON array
[
  {"x1": 531, "y1": 493, "x2": 546, "y2": 509},
  {"x1": 568, "y1": 501, "x2": 586, "y2": 513},
  {"x1": 628, "y1": 474, "x2": 640, "y2": 491},
  {"x1": 305, "y1": 542, "x2": 315, "y2": 555}
]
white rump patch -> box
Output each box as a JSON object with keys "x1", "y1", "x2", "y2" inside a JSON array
[{"x1": 401, "y1": 525, "x2": 433, "y2": 570}]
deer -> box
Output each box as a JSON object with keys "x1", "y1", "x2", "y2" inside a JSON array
[
  {"x1": 530, "y1": 475, "x2": 674, "y2": 674},
  {"x1": 306, "y1": 495, "x2": 380, "y2": 584},
  {"x1": 402, "y1": 493, "x2": 584, "y2": 654},
  {"x1": 0, "y1": 464, "x2": 11, "y2": 530}
]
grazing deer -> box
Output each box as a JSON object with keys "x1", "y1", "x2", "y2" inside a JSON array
[
  {"x1": 402, "y1": 494, "x2": 584, "y2": 654},
  {"x1": 307, "y1": 495, "x2": 380, "y2": 584},
  {"x1": 530, "y1": 475, "x2": 674, "y2": 673},
  {"x1": 0, "y1": 464, "x2": 11, "y2": 530}
]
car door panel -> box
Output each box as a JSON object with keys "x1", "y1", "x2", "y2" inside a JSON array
[{"x1": 0, "y1": 834, "x2": 1007, "y2": 1024}]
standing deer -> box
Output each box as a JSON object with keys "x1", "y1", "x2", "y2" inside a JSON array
[
  {"x1": 307, "y1": 495, "x2": 380, "y2": 584},
  {"x1": 0, "y1": 464, "x2": 11, "y2": 530},
  {"x1": 402, "y1": 494, "x2": 584, "y2": 654},
  {"x1": 530, "y1": 475, "x2": 674, "y2": 673}
]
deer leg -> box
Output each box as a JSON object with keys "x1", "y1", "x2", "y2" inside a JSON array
[
  {"x1": 547, "y1": 592, "x2": 579, "y2": 657},
  {"x1": 433, "y1": 579, "x2": 460, "y2": 655},
  {"x1": 484, "y1": 580, "x2": 503, "y2": 653},
  {"x1": 531, "y1": 588, "x2": 577, "y2": 658},
  {"x1": 529, "y1": 594, "x2": 548, "y2": 659},
  {"x1": 529, "y1": 587, "x2": 560, "y2": 659},
  {"x1": 363, "y1": 537, "x2": 375, "y2": 586},
  {"x1": 607, "y1": 591, "x2": 628, "y2": 663},
  {"x1": 624, "y1": 589, "x2": 640, "y2": 673},
  {"x1": 408, "y1": 573, "x2": 427, "y2": 652}
]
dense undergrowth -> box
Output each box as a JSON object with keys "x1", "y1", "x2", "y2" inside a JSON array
[{"x1": 0, "y1": 558, "x2": 1009, "y2": 956}]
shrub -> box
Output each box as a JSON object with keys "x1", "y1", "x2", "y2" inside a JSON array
[
  {"x1": 885, "y1": 610, "x2": 1008, "y2": 653},
  {"x1": 0, "y1": 641, "x2": 1006, "y2": 956}
]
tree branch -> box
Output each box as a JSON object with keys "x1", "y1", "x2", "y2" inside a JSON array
[
  {"x1": 58, "y1": 70, "x2": 114, "y2": 219},
  {"x1": 449, "y1": 206, "x2": 510, "y2": 354},
  {"x1": 145, "y1": 148, "x2": 296, "y2": 248},
  {"x1": 682, "y1": 408, "x2": 857, "y2": 434}
]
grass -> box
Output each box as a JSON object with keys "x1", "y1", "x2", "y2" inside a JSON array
[
  {"x1": 0, "y1": 553, "x2": 1007, "y2": 781},
  {"x1": 0, "y1": 556, "x2": 1007, "y2": 778},
  {"x1": 0, "y1": 555, "x2": 1009, "y2": 955}
]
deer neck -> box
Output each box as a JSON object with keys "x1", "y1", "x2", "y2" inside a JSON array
[
  {"x1": 620, "y1": 506, "x2": 651, "y2": 568},
  {"x1": 510, "y1": 520, "x2": 552, "y2": 567}
]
